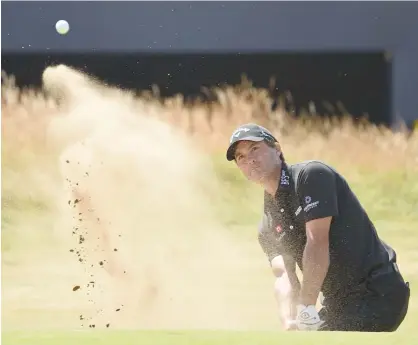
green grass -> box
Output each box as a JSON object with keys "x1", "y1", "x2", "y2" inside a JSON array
[{"x1": 3, "y1": 330, "x2": 418, "y2": 345}]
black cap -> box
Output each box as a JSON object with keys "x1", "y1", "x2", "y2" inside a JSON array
[{"x1": 226, "y1": 123, "x2": 278, "y2": 161}]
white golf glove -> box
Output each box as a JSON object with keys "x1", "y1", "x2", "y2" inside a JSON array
[{"x1": 286, "y1": 304, "x2": 324, "y2": 331}]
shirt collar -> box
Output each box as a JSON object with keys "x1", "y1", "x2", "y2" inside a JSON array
[{"x1": 275, "y1": 163, "x2": 292, "y2": 197}]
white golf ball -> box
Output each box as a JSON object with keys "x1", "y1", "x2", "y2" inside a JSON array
[{"x1": 56, "y1": 20, "x2": 70, "y2": 35}]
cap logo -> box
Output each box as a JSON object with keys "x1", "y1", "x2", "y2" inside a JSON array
[{"x1": 229, "y1": 127, "x2": 250, "y2": 143}]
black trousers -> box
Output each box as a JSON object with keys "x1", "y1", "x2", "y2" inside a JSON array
[{"x1": 319, "y1": 269, "x2": 410, "y2": 332}]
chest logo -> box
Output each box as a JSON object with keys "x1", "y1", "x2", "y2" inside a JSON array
[{"x1": 276, "y1": 224, "x2": 283, "y2": 233}]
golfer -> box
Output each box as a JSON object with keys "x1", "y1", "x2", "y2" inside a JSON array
[{"x1": 226, "y1": 123, "x2": 410, "y2": 332}]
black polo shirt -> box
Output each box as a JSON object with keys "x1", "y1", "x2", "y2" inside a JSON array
[{"x1": 258, "y1": 160, "x2": 397, "y2": 303}]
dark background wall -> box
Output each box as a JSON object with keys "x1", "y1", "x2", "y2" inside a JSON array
[
  {"x1": 2, "y1": 1, "x2": 417, "y2": 127},
  {"x1": 2, "y1": 52, "x2": 390, "y2": 125}
]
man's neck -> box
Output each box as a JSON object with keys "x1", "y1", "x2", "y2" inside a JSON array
[{"x1": 263, "y1": 163, "x2": 283, "y2": 196}]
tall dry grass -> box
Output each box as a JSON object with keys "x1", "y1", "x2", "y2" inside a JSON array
[{"x1": 2, "y1": 69, "x2": 417, "y2": 175}]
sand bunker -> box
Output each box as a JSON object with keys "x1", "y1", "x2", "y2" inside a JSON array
[{"x1": 2, "y1": 65, "x2": 275, "y2": 331}]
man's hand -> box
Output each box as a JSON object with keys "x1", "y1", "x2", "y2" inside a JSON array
[{"x1": 286, "y1": 305, "x2": 324, "y2": 331}]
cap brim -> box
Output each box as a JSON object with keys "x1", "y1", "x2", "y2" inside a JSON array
[{"x1": 226, "y1": 136, "x2": 265, "y2": 161}]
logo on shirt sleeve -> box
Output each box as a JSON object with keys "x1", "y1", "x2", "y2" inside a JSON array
[{"x1": 303, "y1": 196, "x2": 320, "y2": 212}]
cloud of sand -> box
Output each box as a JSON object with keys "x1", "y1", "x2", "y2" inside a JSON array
[{"x1": 2, "y1": 65, "x2": 272, "y2": 330}]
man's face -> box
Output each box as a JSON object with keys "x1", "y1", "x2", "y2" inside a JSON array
[{"x1": 234, "y1": 140, "x2": 280, "y2": 183}]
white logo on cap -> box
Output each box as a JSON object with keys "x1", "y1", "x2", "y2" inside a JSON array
[{"x1": 230, "y1": 128, "x2": 250, "y2": 143}]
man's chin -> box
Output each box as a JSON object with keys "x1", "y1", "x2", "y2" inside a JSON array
[{"x1": 248, "y1": 174, "x2": 266, "y2": 184}]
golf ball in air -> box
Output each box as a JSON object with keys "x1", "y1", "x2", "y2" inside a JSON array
[{"x1": 56, "y1": 20, "x2": 70, "y2": 35}]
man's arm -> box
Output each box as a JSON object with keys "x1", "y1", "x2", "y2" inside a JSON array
[
  {"x1": 257, "y1": 217, "x2": 300, "y2": 326},
  {"x1": 297, "y1": 162, "x2": 338, "y2": 307},
  {"x1": 300, "y1": 217, "x2": 331, "y2": 305},
  {"x1": 271, "y1": 255, "x2": 301, "y2": 323}
]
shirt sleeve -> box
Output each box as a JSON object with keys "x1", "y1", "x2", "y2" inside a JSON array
[
  {"x1": 257, "y1": 213, "x2": 282, "y2": 263},
  {"x1": 297, "y1": 161, "x2": 339, "y2": 223}
]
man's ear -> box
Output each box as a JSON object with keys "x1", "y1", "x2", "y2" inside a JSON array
[
  {"x1": 275, "y1": 142, "x2": 282, "y2": 155},
  {"x1": 274, "y1": 143, "x2": 285, "y2": 163}
]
